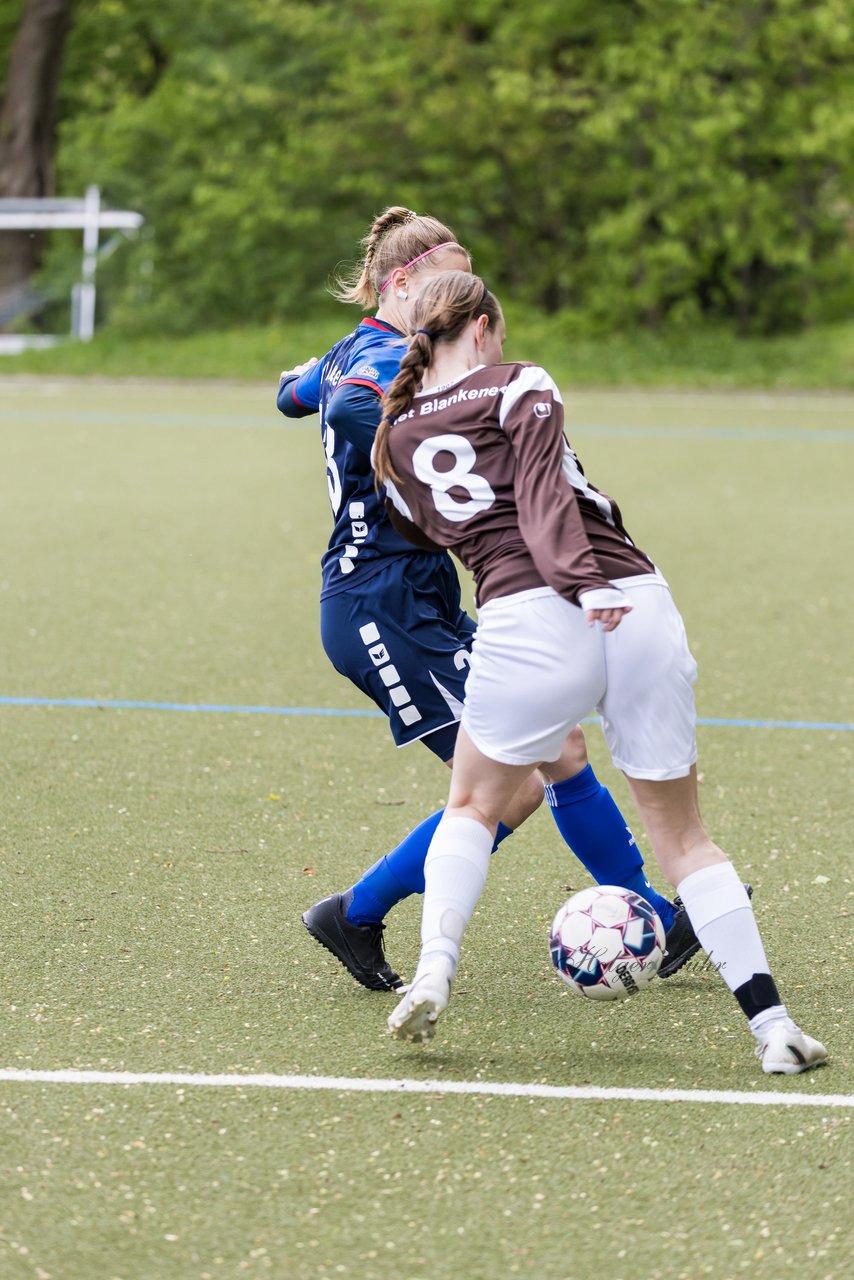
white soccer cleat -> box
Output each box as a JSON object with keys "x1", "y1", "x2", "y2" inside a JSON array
[
  {"x1": 756, "y1": 1024, "x2": 828, "y2": 1075},
  {"x1": 387, "y1": 954, "x2": 455, "y2": 1045}
]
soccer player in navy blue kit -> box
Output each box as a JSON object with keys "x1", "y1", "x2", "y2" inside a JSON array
[{"x1": 277, "y1": 206, "x2": 697, "y2": 991}]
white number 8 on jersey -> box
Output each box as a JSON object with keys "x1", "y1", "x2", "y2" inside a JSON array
[{"x1": 412, "y1": 434, "x2": 496, "y2": 523}]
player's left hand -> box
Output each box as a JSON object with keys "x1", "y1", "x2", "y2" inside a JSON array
[
  {"x1": 585, "y1": 606, "x2": 632, "y2": 632},
  {"x1": 280, "y1": 356, "x2": 318, "y2": 381}
]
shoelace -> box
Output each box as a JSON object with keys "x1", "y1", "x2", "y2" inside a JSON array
[
  {"x1": 361, "y1": 921, "x2": 400, "y2": 988},
  {"x1": 363, "y1": 920, "x2": 386, "y2": 943}
]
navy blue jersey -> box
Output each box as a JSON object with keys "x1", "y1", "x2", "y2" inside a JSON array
[{"x1": 277, "y1": 318, "x2": 419, "y2": 599}]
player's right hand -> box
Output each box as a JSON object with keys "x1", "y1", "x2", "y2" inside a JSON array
[{"x1": 585, "y1": 606, "x2": 632, "y2": 632}]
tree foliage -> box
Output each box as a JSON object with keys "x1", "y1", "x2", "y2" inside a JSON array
[{"x1": 16, "y1": 0, "x2": 854, "y2": 333}]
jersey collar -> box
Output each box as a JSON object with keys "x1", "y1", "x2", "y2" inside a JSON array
[
  {"x1": 361, "y1": 317, "x2": 404, "y2": 337},
  {"x1": 417, "y1": 364, "x2": 487, "y2": 396}
]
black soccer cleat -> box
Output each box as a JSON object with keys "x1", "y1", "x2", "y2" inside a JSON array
[
  {"x1": 657, "y1": 899, "x2": 701, "y2": 979},
  {"x1": 658, "y1": 883, "x2": 753, "y2": 980},
  {"x1": 301, "y1": 892, "x2": 403, "y2": 992}
]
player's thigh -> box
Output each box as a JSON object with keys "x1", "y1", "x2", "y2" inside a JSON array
[
  {"x1": 446, "y1": 727, "x2": 537, "y2": 829},
  {"x1": 599, "y1": 584, "x2": 698, "y2": 781},
  {"x1": 463, "y1": 591, "x2": 605, "y2": 767},
  {"x1": 319, "y1": 569, "x2": 475, "y2": 749}
]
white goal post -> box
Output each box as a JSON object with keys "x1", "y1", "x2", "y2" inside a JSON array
[{"x1": 0, "y1": 185, "x2": 144, "y2": 351}]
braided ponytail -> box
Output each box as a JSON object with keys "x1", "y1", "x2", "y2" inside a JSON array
[
  {"x1": 330, "y1": 207, "x2": 468, "y2": 310},
  {"x1": 331, "y1": 207, "x2": 414, "y2": 308},
  {"x1": 374, "y1": 272, "x2": 502, "y2": 488},
  {"x1": 373, "y1": 333, "x2": 433, "y2": 485}
]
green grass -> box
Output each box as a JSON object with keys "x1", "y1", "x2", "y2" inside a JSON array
[
  {"x1": 0, "y1": 380, "x2": 851, "y2": 1279},
  {"x1": 3, "y1": 313, "x2": 854, "y2": 388},
  {"x1": 3, "y1": 1085, "x2": 848, "y2": 1278}
]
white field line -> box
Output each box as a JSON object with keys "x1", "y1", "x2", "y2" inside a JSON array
[{"x1": 0, "y1": 1068, "x2": 849, "y2": 1109}]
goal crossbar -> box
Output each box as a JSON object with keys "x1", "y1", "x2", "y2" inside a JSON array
[{"x1": 0, "y1": 186, "x2": 144, "y2": 349}]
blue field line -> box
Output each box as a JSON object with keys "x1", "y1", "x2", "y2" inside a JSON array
[
  {"x1": 0, "y1": 694, "x2": 381, "y2": 717},
  {"x1": 572, "y1": 423, "x2": 854, "y2": 443},
  {"x1": 2, "y1": 408, "x2": 853, "y2": 442},
  {"x1": 0, "y1": 408, "x2": 281, "y2": 430},
  {"x1": 694, "y1": 715, "x2": 854, "y2": 731},
  {"x1": 0, "y1": 694, "x2": 851, "y2": 731}
]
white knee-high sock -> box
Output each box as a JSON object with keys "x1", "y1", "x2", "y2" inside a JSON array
[
  {"x1": 419, "y1": 815, "x2": 494, "y2": 970},
  {"x1": 676, "y1": 862, "x2": 790, "y2": 1034}
]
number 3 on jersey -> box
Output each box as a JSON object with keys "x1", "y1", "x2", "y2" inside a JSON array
[
  {"x1": 323, "y1": 420, "x2": 343, "y2": 514},
  {"x1": 412, "y1": 434, "x2": 495, "y2": 523}
]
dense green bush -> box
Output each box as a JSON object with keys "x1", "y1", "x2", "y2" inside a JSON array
[{"x1": 16, "y1": 0, "x2": 854, "y2": 335}]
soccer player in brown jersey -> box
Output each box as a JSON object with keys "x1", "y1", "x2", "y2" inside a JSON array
[{"x1": 374, "y1": 270, "x2": 827, "y2": 1076}]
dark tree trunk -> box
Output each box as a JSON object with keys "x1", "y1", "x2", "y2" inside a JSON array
[{"x1": 0, "y1": 0, "x2": 74, "y2": 317}]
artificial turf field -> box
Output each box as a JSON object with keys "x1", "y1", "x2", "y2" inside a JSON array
[{"x1": 0, "y1": 377, "x2": 851, "y2": 1280}]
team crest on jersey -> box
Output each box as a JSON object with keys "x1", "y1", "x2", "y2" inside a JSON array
[
  {"x1": 533, "y1": 401, "x2": 552, "y2": 418},
  {"x1": 353, "y1": 364, "x2": 380, "y2": 381}
]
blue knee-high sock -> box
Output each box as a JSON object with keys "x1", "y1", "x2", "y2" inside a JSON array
[
  {"x1": 346, "y1": 809, "x2": 513, "y2": 925},
  {"x1": 545, "y1": 765, "x2": 676, "y2": 931}
]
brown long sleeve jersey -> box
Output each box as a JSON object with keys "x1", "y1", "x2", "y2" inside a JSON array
[{"x1": 382, "y1": 362, "x2": 655, "y2": 607}]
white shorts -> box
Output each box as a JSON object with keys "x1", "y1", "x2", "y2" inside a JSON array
[{"x1": 461, "y1": 577, "x2": 698, "y2": 781}]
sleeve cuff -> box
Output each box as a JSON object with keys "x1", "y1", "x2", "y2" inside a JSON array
[{"x1": 578, "y1": 587, "x2": 630, "y2": 611}]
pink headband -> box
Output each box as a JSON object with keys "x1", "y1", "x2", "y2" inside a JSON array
[{"x1": 378, "y1": 241, "x2": 460, "y2": 293}]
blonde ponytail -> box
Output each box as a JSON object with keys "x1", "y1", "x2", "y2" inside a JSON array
[{"x1": 331, "y1": 207, "x2": 468, "y2": 310}]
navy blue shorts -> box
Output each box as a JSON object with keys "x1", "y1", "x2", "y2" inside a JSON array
[{"x1": 320, "y1": 553, "x2": 476, "y2": 760}]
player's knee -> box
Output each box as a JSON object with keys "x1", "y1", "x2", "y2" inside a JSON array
[
  {"x1": 562, "y1": 726, "x2": 590, "y2": 773},
  {"x1": 539, "y1": 725, "x2": 589, "y2": 785},
  {"x1": 501, "y1": 771, "x2": 545, "y2": 828}
]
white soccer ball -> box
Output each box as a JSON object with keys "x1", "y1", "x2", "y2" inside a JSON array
[{"x1": 549, "y1": 885, "x2": 665, "y2": 1001}]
